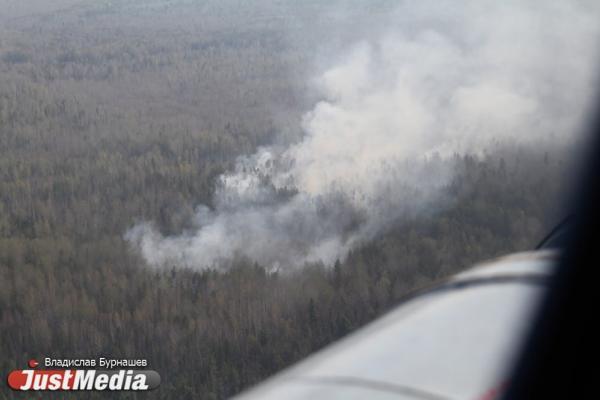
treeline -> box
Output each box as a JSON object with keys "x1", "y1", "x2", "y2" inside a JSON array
[
  {"x1": 0, "y1": 145, "x2": 565, "y2": 399},
  {"x1": 0, "y1": 1, "x2": 567, "y2": 399}
]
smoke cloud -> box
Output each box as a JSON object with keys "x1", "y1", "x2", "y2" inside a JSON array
[{"x1": 126, "y1": 0, "x2": 600, "y2": 270}]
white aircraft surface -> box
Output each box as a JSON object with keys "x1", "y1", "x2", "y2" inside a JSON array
[{"x1": 234, "y1": 250, "x2": 556, "y2": 400}]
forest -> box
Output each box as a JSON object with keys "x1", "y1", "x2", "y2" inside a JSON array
[{"x1": 0, "y1": 1, "x2": 573, "y2": 399}]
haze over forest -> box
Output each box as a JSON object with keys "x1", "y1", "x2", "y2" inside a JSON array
[{"x1": 1, "y1": 1, "x2": 598, "y2": 398}]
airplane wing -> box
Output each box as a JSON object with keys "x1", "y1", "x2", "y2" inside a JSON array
[{"x1": 234, "y1": 251, "x2": 556, "y2": 400}]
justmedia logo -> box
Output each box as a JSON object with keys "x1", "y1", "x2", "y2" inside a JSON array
[{"x1": 7, "y1": 359, "x2": 161, "y2": 391}]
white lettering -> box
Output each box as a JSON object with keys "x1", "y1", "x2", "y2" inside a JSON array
[{"x1": 19, "y1": 370, "x2": 34, "y2": 390}]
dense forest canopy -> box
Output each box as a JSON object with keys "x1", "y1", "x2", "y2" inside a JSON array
[{"x1": 0, "y1": 1, "x2": 596, "y2": 399}]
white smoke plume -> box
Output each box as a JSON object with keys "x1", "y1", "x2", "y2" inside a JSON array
[{"x1": 126, "y1": 0, "x2": 600, "y2": 270}]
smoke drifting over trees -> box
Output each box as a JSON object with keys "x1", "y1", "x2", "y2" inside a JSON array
[
  {"x1": 126, "y1": 0, "x2": 600, "y2": 270},
  {"x1": 1, "y1": 1, "x2": 598, "y2": 399}
]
